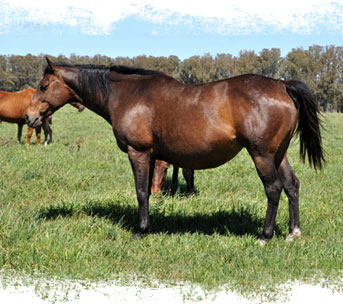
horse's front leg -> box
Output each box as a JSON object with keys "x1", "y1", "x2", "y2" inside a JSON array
[
  {"x1": 25, "y1": 126, "x2": 33, "y2": 145},
  {"x1": 128, "y1": 146, "x2": 155, "y2": 237}
]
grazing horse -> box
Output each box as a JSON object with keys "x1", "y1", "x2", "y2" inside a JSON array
[
  {"x1": 0, "y1": 88, "x2": 84, "y2": 145},
  {"x1": 26, "y1": 114, "x2": 53, "y2": 145},
  {"x1": 151, "y1": 160, "x2": 194, "y2": 194},
  {"x1": 25, "y1": 58, "x2": 324, "y2": 241}
]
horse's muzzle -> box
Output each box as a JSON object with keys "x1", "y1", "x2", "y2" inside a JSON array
[
  {"x1": 78, "y1": 105, "x2": 85, "y2": 112},
  {"x1": 24, "y1": 113, "x2": 40, "y2": 128}
]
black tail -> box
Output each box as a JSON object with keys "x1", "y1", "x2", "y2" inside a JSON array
[{"x1": 285, "y1": 80, "x2": 325, "y2": 170}]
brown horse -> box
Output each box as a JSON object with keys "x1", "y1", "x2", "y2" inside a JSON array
[
  {"x1": 0, "y1": 88, "x2": 84, "y2": 145},
  {"x1": 25, "y1": 58, "x2": 324, "y2": 241},
  {"x1": 151, "y1": 160, "x2": 194, "y2": 194},
  {"x1": 26, "y1": 114, "x2": 53, "y2": 145}
]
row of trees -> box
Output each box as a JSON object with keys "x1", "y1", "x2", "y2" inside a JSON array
[{"x1": 1, "y1": 45, "x2": 343, "y2": 112}]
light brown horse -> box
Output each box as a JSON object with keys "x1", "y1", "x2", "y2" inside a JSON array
[
  {"x1": 25, "y1": 58, "x2": 324, "y2": 241},
  {"x1": 0, "y1": 88, "x2": 84, "y2": 145},
  {"x1": 151, "y1": 160, "x2": 194, "y2": 194}
]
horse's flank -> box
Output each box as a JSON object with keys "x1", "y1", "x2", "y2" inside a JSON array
[{"x1": 0, "y1": 88, "x2": 35, "y2": 123}]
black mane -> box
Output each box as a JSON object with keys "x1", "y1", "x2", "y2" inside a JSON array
[
  {"x1": 44, "y1": 62, "x2": 165, "y2": 103},
  {"x1": 109, "y1": 65, "x2": 165, "y2": 76},
  {"x1": 44, "y1": 62, "x2": 164, "y2": 76}
]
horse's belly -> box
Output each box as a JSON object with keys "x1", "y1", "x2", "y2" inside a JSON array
[
  {"x1": 0, "y1": 114, "x2": 23, "y2": 123},
  {"x1": 163, "y1": 139, "x2": 243, "y2": 170}
]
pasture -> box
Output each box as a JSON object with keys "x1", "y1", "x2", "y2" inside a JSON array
[{"x1": 0, "y1": 106, "x2": 342, "y2": 300}]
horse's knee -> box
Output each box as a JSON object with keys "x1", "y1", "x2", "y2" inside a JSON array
[
  {"x1": 137, "y1": 188, "x2": 149, "y2": 203},
  {"x1": 265, "y1": 179, "x2": 283, "y2": 202}
]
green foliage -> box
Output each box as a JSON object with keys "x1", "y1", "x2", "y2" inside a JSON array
[
  {"x1": 179, "y1": 53, "x2": 216, "y2": 84},
  {"x1": 258, "y1": 48, "x2": 282, "y2": 78},
  {"x1": 0, "y1": 107, "x2": 342, "y2": 300},
  {"x1": 281, "y1": 45, "x2": 343, "y2": 112},
  {"x1": 0, "y1": 54, "x2": 43, "y2": 91}
]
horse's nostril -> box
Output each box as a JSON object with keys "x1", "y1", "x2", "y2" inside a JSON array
[{"x1": 24, "y1": 114, "x2": 29, "y2": 123}]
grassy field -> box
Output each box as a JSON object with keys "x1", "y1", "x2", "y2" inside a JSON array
[{"x1": 0, "y1": 106, "x2": 343, "y2": 301}]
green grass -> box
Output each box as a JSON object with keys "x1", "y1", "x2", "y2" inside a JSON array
[{"x1": 1, "y1": 107, "x2": 343, "y2": 301}]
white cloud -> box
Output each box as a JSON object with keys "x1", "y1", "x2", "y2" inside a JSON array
[
  {"x1": 0, "y1": 0, "x2": 140, "y2": 34},
  {"x1": 140, "y1": 0, "x2": 343, "y2": 34},
  {"x1": 0, "y1": 0, "x2": 342, "y2": 35}
]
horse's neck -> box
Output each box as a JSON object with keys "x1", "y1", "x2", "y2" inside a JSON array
[
  {"x1": 81, "y1": 96, "x2": 111, "y2": 124},
  {"x1": 62, "y1": 70, "x2": 111, "y2": 123}
]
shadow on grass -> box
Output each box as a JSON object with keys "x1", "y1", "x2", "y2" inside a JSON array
[
  {"x1": 36, "y1": 199, "x2": 283, "y2": 238},
  {"x1": 36, "y1": 201, "x2": 74, "y2": 220},
  {"x1": 160, "y1": 177, "x2": 199, "y2": 197}
]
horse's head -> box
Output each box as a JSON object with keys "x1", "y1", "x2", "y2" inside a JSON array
[{"x1": 25, "y1": 57, "x2": 82, "y2": 128}]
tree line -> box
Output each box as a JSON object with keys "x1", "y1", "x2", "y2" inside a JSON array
[{"x1": 1, "y1": 45, "x2": 342, "y2": 112}]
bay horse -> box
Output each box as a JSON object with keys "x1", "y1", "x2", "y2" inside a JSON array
[
  {"x1": 0, "y1": 88, "x2": 84, "y2": 145},
  {"x1": 25, "y1": 58, "x2": 324, "y2": 242}
]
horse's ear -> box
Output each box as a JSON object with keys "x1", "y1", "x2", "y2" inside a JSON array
[{"x1": 46, "y1": 57, "x2": 57, "y2": 72}]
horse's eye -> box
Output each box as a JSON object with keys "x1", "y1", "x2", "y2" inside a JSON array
[{"x1": 40, "y1": 84, "x2": 48, "y2": 91}]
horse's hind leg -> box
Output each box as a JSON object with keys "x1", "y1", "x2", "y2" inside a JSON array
[
  {"x1": 172, "y1": 166, "x2": 179, "y2": 191},
  {"x1": 252, "y1": 154, "x2": 283, "y2": 242},
  {"x1": 47, "y1": 123, "x2": 53, "y2": 144},
  {"x1": 42, "y1": 118, "x2": 52, "y2": 145},
  {"x1": 182, "y1": 169, "x2": 195, "y2": 193},
  {"x1": 17, "y1": 123, "x2": 23, "y2": 143},
  {"x1": 278, "y1": 156, "x2": 300, "y2": 241}
]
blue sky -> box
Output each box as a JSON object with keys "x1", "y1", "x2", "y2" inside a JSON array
[{"x1": 1, "y1": 0, "x2": 343, "y2": 59}]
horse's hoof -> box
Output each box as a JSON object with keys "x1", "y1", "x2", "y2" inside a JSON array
[
  {"x1": 132, "y1": 232, "x2": 147, "y2": 239},
  {"x1": 286, "y1": 228, "x2": 301, "y2": 242},
  {"x1": 258, "y1": 238, "x2": 267, "y2": 247}
]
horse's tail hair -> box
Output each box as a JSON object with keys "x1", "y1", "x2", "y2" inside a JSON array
[{"x1": 285, "y1": 80, "x2": 325, "y2": 170}]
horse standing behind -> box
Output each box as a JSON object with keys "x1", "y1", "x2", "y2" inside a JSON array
[
  {"x1": 152, "y1": 160, "x2": 194, "y2": 194},
  {"x1": 0, "y1": 88, "x2": 84, "y2": 145},
  {"x1": 25, "y1": 58, "x2": 324, "y2": 242}
]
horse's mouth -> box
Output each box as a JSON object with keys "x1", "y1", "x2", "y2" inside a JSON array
[{"x1": 24, "y1": 114, "x2": 42, "y2": 128}]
